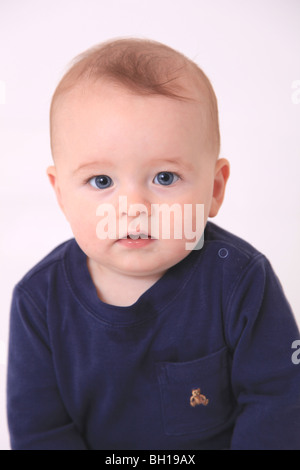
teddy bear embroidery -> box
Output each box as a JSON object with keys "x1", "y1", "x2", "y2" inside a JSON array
[{"x1": 190, "y1": 388, "x2": 209, "y2": 407}]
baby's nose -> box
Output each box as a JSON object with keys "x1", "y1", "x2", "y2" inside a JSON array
[{"x1": 118, "y1": 186, "x2": 152, "y2": 217}]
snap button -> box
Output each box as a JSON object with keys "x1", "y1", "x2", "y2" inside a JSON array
[{"x1": 218, "y1": 248, "x2": 229, "y2": 259}]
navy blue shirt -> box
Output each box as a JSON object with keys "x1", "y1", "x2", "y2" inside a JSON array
[{"x1": 7, "y1": 223, "x2": 300, "y2": 449}]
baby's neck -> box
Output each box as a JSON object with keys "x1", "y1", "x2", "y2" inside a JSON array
[{"x1": 87, "y1": 258, "x2": 165, "y2": 307}]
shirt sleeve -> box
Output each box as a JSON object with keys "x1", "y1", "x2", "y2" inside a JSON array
[
  {"x1": 225, "y1": 255, "x2": 300, "y2": 450},
  {"x1": 7, "y1": 285, "x2": 88, "y2": 450}
]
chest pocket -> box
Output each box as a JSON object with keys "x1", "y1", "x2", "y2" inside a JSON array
[{"x1": 156, "y1": 347, "x2": 235, "y2": 437}]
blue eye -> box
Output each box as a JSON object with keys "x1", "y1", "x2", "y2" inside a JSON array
[
  {"x1": 89, "y1": 175, "x2": 113, "y2": 189},
  {"x1": 153, "y1": 171, "x2": 179, "y2": 186}
]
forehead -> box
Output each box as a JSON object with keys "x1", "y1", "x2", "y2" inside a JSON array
[
  {"x1": 52, "y1": 80, "x2": 210, "y2": 160},
  {"x1": 52, "y1": 82, "x2": 206, "y2": 156},
  {"x1": 55, "y1": 76, "x2": 207, "y2": 121}
]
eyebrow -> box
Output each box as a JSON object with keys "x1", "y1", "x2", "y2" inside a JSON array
[
  {"x1": 152, "y1": 157, "x2": 195, "y2": 171},
  {"x1": 72, "y1": 156, "x2": 194, "y2": 176},
  {"x1": 72, "y1": 160, "x2": 115, "y2": 175}
]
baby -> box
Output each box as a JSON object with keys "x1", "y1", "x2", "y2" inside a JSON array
[{"x1": 7, "y1": 38, "x2": 300, "y2": 450}]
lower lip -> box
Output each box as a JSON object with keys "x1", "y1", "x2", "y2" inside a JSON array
[{"x1": 117, "y1": 237, "x2": 156, "y2": 248}]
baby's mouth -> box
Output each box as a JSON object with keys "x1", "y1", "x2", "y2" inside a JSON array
[
  {"x1": 126, "y1": 233, "x2": 150, "y2": 240},
  {"x1": 115, "y1": 230, "x2": 158, "y2": 248},
  {"x1": 117, "y1": 231, "x2": 156, "y2": 242}
]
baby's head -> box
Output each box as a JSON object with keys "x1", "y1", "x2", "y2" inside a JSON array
[
  {"x1": 47, "y1": 38, "x2": 229, "y2": 279},
  {"x1": 50, "y1": 38, "x2": 221, "y2": 157}
]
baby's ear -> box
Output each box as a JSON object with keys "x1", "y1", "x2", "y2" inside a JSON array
[
  {"x1": 47, "y1": 165, "x2": 56, "y2": 188},
  {"x1": 46, "y1": 166, "x2": 65, "y2": 214},
  {"x1": 209, "y1": 158, "x2": 230, "y2": 218}
]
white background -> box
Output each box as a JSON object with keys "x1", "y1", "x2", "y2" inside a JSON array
[{"x1": 0, "y1": 0, "x2": 299, "y2": 450}]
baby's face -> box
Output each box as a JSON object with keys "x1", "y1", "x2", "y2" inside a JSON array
[{"x1": 48, "y1": 82, "x2": 228, "y2": 279}]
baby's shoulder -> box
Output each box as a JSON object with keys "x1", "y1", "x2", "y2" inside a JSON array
[
  {"x1": 204, "y1": 222, "x2": 262, "y2": 260},
  {"x1": 201, "y1": 222, "x2": 268, "y2": 286},
  {"x1": 14, "y1": 239, "x2": 75, "y2": 307}
]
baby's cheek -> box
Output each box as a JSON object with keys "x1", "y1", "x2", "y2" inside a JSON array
[{"x1": 67, "y1": 203, "x2": 99, "y2": 240}]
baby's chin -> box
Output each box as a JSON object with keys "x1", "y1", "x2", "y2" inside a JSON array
[{"x1": 110, "y1": 244, "x2": 192, "y2": 277}]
